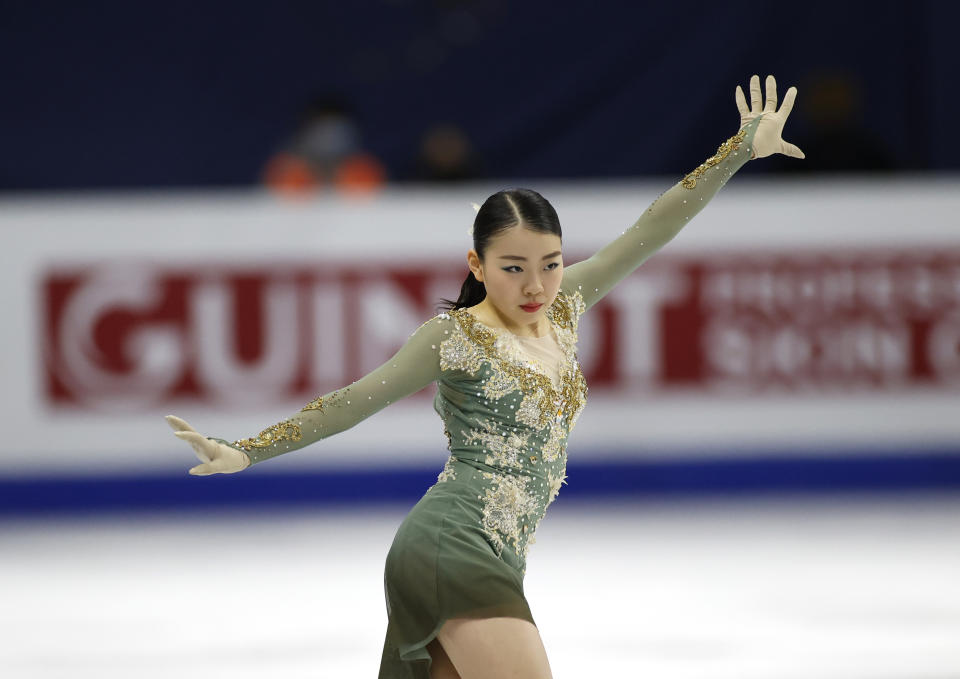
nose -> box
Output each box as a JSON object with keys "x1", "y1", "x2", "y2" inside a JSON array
[{"x1": 523, "y1": 272, "x2": 544, "y2": 297}]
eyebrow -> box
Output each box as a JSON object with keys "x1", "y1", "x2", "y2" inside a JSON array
[{"x1": 498, "y1": 251, "x2": 562, "y2": 261}]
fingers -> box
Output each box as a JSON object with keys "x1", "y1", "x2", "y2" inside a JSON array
[
  {"x1": 188, "y1": 462, "x2": 224, "y2": 476},
  {"x1": 189, "y1": 463, "x2": 211, "y2": 476},
  {"x1": 782, "y1": 141, "x2": 805, "y2": 159},
  {"x1": 174, "y1": 430, "x2": 213, "y2": 462},
  {"x1": 189, "y1": 451, "x2": 247, "y2": 475},
  {"x1": 779, "y1": 85, "x2": 798, "y2": 119},
  {"x1": 174, "y1": 430, "x2": 208, "y2": 446},
  {"x1": 749, "y1": 74, "x2": 762, "y2": 113},
  {"x1": 735, "y1": 85, "x2": 749, "y2": 118},
  {"x1": 165, "y1": 415, "x2": 196, "y2": 433},
  {"x1": 763, "y1": 74, "x2": 777, "y2": 113}
]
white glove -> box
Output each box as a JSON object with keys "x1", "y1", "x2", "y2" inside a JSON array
[
  {"x1": 165, "y1": 415, "x2": 250, "y2": 475},
  {"x1": 735, "y1": 74, "x2": 805, "y2": 160}
]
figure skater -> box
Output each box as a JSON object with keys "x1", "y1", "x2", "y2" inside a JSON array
[{"x1": 167, "y1": 74, "x2": 804, "y2": 679}]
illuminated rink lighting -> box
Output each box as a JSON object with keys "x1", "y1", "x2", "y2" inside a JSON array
[{"x1": 1, "y1": 495, "x2": 958, "y2": 678}]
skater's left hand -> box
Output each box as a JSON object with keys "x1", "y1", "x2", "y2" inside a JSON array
[{"x1": 735, "y1": 74, "x2": 805, "y2": 160}]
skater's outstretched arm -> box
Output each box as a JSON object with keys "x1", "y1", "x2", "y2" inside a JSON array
[
  {"x1": 561, "y1": 74, "x2": 804, "y2": 312},
  {"x1": 167, "y1": 313, "x2": 454, "y2": 474}
]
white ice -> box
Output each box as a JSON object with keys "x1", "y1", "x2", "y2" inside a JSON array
[{"x1": 1, "y1": 494, "x2": 958, "y2": 678}]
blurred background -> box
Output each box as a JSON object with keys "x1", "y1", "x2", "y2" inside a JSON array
[{"x1": 1, "y1": 1, "x2": 958, "y2": 677}]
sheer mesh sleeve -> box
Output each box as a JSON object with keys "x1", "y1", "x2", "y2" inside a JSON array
[
  {"x1": 210, "y1": 313, "x2": 454, "y2": 466},
  {"x1": 560, "y1": 116, "x2": 762, "y2": 311}
]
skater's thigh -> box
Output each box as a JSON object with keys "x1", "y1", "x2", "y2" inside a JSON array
[
  {"x1": 427, "y1": 637, "x2": 461, "y2": 679},
  {"x1": 436, "y1": 616, "x2": 552, "y2": 679}
]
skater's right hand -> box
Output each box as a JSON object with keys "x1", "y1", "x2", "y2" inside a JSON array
[{"x1": 165, "y1": 415, "x2": 251, "y2": 475}]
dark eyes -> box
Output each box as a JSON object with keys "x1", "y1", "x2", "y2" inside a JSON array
[{"x1": 503, "y1": 262, "x2": 561, "y2": 273}]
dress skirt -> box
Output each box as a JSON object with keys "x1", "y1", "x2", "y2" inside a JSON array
[{"x1": 378, "y1": 472, "x2": 536, "y2": 678}]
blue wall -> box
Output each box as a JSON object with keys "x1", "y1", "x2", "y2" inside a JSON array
[
  {"x1": 1, "y1": 1, "x2": 956, "y2": 190},
  {"x1": 4, "y1": 446, "x2": 958, "y2": 516}
]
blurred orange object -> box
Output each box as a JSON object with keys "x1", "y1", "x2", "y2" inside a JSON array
[
  {"x1": 335, "y1": 152, "x2": 386, "y2": 193},
  {"x1": 263, "y1": 152, "x2": 321, "y2": 194}
]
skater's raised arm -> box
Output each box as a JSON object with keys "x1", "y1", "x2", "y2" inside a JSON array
[
  {"x1": 167, "y1": 312, "x2": 454, "y2": 474},
  {"x1": 560, "y1": 74, "x2": 803, "y2": 312}
]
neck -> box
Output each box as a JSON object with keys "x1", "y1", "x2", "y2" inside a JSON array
[{"x1": 472, "y1": 299, "x2": 549, "y2": 337}]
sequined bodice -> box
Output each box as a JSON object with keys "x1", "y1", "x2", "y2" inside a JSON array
[{"x1": 428, "y1": 289, "x2": 588, "y2": 565}]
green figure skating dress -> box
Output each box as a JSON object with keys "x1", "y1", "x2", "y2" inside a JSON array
[{"x1": 213, "y1": 119, "x2": 761, "y2": 678}]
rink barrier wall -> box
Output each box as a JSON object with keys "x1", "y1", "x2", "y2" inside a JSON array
[
  {"x1": 2, "y1": 447, "x2": 959, "y2": 515},
  {"x1": 4, "y1": 183, "x2": 960, "y2": 490}
]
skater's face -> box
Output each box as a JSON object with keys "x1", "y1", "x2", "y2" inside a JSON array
[{"x1": 467, "y1": 225, "x2": 563, "y2": 329}]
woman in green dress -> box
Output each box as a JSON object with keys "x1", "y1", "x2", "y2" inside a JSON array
[{"x1": 167, "y1": 74, "x2": 803, "y2": 678}]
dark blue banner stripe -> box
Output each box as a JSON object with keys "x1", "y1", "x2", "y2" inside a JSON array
[{"x1": 1, "y1": 450, "x2": 959, "y2": 515}]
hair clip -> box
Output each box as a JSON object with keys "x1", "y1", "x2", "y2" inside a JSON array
[{"x1": 468, "y1": 202, "x2": 480, "y2": 236}]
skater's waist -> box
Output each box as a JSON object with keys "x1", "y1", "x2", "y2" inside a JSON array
[{"x1": 443, "y1": 454, "x2": 555, "y2": 481}]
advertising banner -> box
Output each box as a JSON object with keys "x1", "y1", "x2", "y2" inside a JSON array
[{"x1": 2, "y1": 180, "x2": 958, "y2": 484}]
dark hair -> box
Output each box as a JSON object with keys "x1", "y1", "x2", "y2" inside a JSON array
[{"x1": 437, "y1": 188, "x2": 562, "y2": 312}]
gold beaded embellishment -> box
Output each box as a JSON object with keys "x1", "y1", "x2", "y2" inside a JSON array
[
  {"x1": 681, "y1": 127, "x2": 748, "y2": 189},
  {"x1": 479, "y1": 471, "x2": 540, "y2": 557},
  {"x1": 546, "y1": 288, "x2": 584, "y2": 330},
  {"x1": 300, "y1": 387, "x2": 347, "y2": 413},
  {"x1": 447, "y1": 291, "x2": 587, "y2": 431},
  {"x1": 301, "y1": 396, "x2": 325, "y2": 412},
  {"x1": 233, "y1": 419, "x2": 302, "y2": 451},
  {"x1": 546, "y1": 469, "x2": 568, "y2": 506},
  {"x1": 436, "y1": 456, "x2": 457, "y2": 483},
  {"x1": 464, "y1": 419, "x2": 532, "y2": 470}
]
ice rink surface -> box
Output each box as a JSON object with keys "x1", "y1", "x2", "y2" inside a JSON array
[{"x1": 2, "y1": 493, "x2": 958, "y2": 678}]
